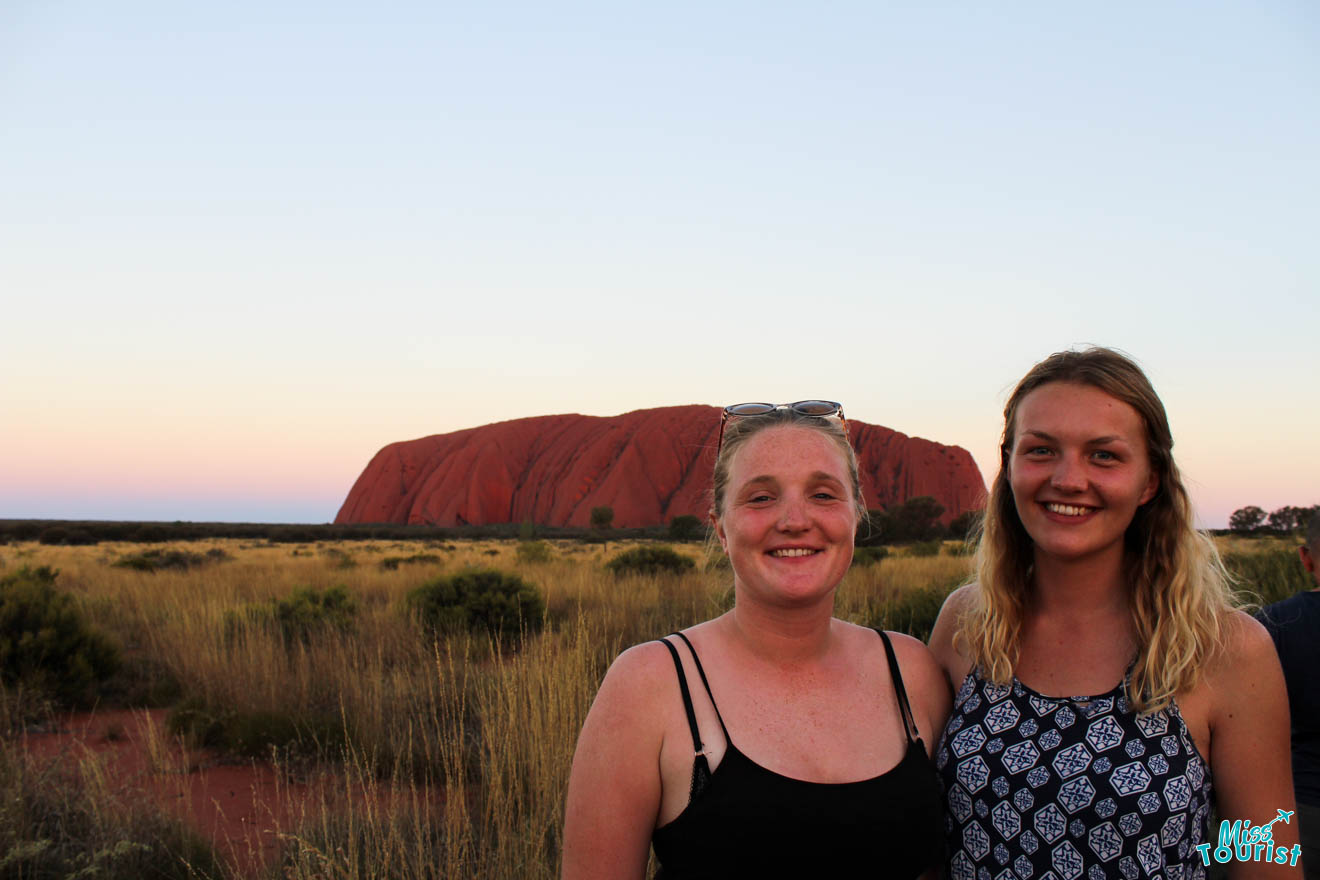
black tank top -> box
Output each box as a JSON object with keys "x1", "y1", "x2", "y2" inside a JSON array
[{"x1": 650, "y1": 630, "x2": 945, "y2": 879}]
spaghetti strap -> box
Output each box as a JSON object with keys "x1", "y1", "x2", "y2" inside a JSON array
[
  {"x1": 657, "y1": 638, "x2": 703, "y2": 753},
  {"x1": 671, "y1": 631, "x2": 731, "y2": 740},
  {"x1": 876, "y1": 630, "x2": 920, "y2": 743}
]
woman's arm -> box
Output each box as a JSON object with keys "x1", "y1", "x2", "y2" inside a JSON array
[
  {"x1": 562, "y1": 642, "x2": 669, "y2": 880},
  {"x1": 928, "y1": 583, "x2": 976, "y2": 692},
  {"x1": 1206, "y1": 612, "x2": 1299, "y2": 879}
]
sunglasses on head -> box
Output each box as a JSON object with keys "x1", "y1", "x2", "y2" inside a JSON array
[{"x1": 716, "y1": 400, "x2": 847, "y2": 453}]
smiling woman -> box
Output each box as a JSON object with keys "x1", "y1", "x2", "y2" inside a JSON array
[
  {"x1": 561, "y1": 403, "x2": 951, "y2": 880},
  {"x1": 1008, "y1": 382, "x2": 1159, "y2": 567},
  {"x1": 929, "y1": 347, "x2": 1298, "y2": 880}
]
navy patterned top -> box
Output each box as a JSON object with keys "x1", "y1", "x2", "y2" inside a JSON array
[{"x1": 936, "y1": 668, "x2": 1212, "y2": 880}]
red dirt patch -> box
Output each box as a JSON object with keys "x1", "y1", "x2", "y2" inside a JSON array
[{"x1": 21, "y1": 708, "x2": 313, "y2": 876}]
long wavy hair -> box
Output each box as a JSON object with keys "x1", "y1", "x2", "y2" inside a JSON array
[{"x1": 959, "y1": 347, "x2": 1237, "y2": 713}]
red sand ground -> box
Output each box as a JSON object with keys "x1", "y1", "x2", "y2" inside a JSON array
[{"x1": 21, "y1": 708, "x2": 313, "y2": 876}]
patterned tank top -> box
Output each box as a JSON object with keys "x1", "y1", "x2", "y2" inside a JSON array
[{"x1": 936, "y1": 668, "x2": 1212, "y2": 880}]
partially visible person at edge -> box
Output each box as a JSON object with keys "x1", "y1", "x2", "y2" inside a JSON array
[
  {"x1": 1258, "y1": 513, "x2": 1320, "y2": 880},
  {"x1": 929, "y1": 347, "x2": 1298, "y2": 880},
  {"x1": 562, "y1": 402, "x2": 951, "y2": 879}
]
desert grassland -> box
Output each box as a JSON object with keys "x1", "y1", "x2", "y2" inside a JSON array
[{"x1": 0, "y1": 535, "x2": 1305, "y2": 879}]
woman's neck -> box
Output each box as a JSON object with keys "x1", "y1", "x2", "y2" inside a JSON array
[
  {"x1": 1029, "y1": 545, "x2": 1130, "y2": 619},
  {"x1": 722, "y1": 595, "x2": 837, "y2": 667}
]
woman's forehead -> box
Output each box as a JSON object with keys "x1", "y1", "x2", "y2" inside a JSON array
[
  {"x1": 728, "y1": 425, "x2": 851, "y2": 477},
  {"x1": 1013, "y1": 381, "x2": 1146, "y2": 439}
]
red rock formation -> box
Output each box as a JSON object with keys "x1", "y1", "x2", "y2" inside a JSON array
[{"x1": 334, "y1": 405, "x2": 986, "y2": 528}]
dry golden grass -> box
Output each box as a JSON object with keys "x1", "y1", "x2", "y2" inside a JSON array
[
  {"x1": 1, "y1": 537, "x2": 977, "y2": 877},
  {"x1": 1, "y1": 534, "x2": 1294, "y2": 878}
]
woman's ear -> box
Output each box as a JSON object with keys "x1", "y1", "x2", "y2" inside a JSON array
[
  {"x1": 1140, "y1": 471, "x2": 1159, "y2": 506},
  {"x1": 710, "y1": 511, "x2": 727, "y2": 552}
]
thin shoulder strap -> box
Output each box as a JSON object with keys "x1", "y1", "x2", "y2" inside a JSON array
[
  {"x1": 657, "y1": 638, "x2": 704, "y2": 753},
  {"x1": 877, "y1": 629, "x2": 919, "y2": 743},
  {"x1": 671, "y1": 631, "x2": 731, "y2": 739}
]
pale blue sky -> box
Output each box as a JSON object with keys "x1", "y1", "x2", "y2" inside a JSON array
[{"x1": 2, "y1": 1, "x2": 1317, "y2": 526}]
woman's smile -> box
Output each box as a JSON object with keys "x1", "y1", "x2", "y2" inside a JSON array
[
  {"x1": 1040, "y1": 501, "x2": 1098, "y2": 518},
  {"x1": 767, "y1": 546, "x2": 823, "y2": 558}
]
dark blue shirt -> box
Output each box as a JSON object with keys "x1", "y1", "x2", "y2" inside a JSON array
[{"x1": 1259, "y1": 590, "x2": 1320, "y2": 807}]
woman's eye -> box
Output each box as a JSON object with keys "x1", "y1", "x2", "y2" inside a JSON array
[
  {"x1": 1023, "y1": 445, "x2": 1052, "y2": 457},
  {"x1": 1092, "y1": 450, "x2": 1117, "y2": 462}
]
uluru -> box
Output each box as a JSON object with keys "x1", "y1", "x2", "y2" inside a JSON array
[{"x1": 335, "y1": 405, "x2": 986, "y2": 529}]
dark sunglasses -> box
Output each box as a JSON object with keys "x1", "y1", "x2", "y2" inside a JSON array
[{"x1": 716, "y1": 400, "x2": 847, "y2": 453}]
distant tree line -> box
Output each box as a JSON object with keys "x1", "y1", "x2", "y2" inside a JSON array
[
  {"x1": 2, "y1": 497, "x2": 991, "y2": 548},
  {"x1": 856, "y1": 496, "x2": 982, "y2": 547},
  {"x1": 0, "y1": 519, "x2": 675, "y2": 547},
  {"x1": 1226, "y1": 504, "x2": 1319, "y2": 536}
]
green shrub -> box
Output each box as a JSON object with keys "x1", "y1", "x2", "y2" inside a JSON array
[
  {"x1": 948, "y1": 509, "x2": 984, "y2": 541},
  {"x1": 111, "y1": 548, "x2": 214, "y2": 573},
  {"x1": 166, "y1": 696, "x2": 346, "y2": 761},
  {"x1": 379, "y1": 553, "x2": 443, "y2": 571},
  {"x1": 668, "y1": 515, "x2": 705, "y2": 542},
  {"x1": 0, "y1": 567, "x2": 120, "y2": 706},
  {"x1": 322, "y1": 547, "x2": 357, "y2": 569},
  {"x1": 260, "y1": 585, "x2": 358, "y2": 645},
  {"x1": 606, "y1": 545, "x2": 696, "y2": 577},
  {"x1": 99, "y1": 655, "x2": 183, "y2": 709},
  {"x1": 943, "y1": 542, "x2": 974, "y2": 557},
  {"x1": 852, "y1": 546, "x2": 889, "y2": 566},
  {"x1": 407, "y1": 569, "x2": 545, "y2": 639},
  {"x1": 908, "y1": 540, "x2": 942, "y2": 558}
]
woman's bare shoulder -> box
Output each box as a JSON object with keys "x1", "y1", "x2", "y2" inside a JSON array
[
  {"x1": 878, "y1": 628, "x2": 940, "y2": 665},
  {"x1": 564, "y1": 638, "x2": 677, "y2": 880},
  {"x1": 941, "y1": 582, "x2": 980, "y2": 614},
  {"x1": 603, "y1": 639, "x2": 682, "y2": 695},
  {"x1": 871, "y1": 629, "x2": 953, "y2": 746},
  {"x1": 878, "y1": 630, "x2": 947, "y2": 694},
  {"x1": 928, "y1": 583, "x2": 979, "y2": 686},
  {"x1": 1201, "y1": 609, "x2": 1280, "y2": 690}
]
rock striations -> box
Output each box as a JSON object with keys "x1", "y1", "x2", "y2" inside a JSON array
[{"x1": 334, "y1": 405, "x2": 985, "y2": 529}]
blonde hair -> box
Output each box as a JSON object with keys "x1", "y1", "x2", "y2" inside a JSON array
[{"x1": 960, "y1": 347, "x2": 1237, "y2": 713}]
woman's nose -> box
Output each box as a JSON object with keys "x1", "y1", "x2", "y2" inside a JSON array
[
  {"x1": 777, "y1": 495, "x2": 810, "y2": 531},
  {"x1": 1050, "y1": 454, "x2": 1088, "y2": 492}
]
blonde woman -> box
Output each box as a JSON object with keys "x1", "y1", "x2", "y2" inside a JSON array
[{"x1": 930, "y1": 348, "x2": 1298, "y2": 879}]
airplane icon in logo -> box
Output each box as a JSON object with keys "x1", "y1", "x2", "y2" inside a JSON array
[{"x1": 1259, "y1": 808, "x2": 1295, "y2": 832}]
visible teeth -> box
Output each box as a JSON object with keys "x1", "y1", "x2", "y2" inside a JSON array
[
  {"x1": 770, "y1": 548, "x2": 818, "y2": 558},
  {"x1": 1045, "y1": 503, "x2": 1090, "y2": 517}
]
